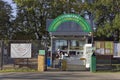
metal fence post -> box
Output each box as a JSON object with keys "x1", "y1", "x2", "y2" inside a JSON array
[{"x1": 90, "y1": 53, "x2": 96, "y2": 72}]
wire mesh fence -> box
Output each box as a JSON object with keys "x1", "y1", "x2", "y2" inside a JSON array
[{"x1": 0, "y1": 40, "x2": 47, "y2": 70}]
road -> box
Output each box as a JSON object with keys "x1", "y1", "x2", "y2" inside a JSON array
[{"x1": 0, "y1": 71, "x2": 120, "y2": 80}]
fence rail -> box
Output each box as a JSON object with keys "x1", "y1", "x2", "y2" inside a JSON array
[{"x1": 0, "y1": 40, "x2": 47, "y2": 70}]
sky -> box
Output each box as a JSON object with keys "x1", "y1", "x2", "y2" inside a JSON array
[{"x1": 3, "y1": 0, "x2": 17, "y2": 17}]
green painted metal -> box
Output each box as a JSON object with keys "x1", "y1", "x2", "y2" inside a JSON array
[
  {"x1": 39, "y1": 50, "x2": 45, "y2": 55},
  {"x1": 48, "y1": 14, "x2": 92, "y2": 32},
  {"x1": 90, "y1": 53, "x2": 96, "y2": 72}
]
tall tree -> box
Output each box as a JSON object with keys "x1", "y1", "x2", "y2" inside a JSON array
[
  {"x1": 0, "y1": 0, "x2": 13, "y2": 40},
  {"x1": 13, "y1": 0, "x2": 50, "y2": 40},
  {"x1": 48, "y1": 0, "x2": 84, "y2": 18},
  {"x1": 85, "y1": 0, "x2": 120, "y2": 41},
  {"x1": 13, "y1": 0, "x2": 84, "y2": 40}
]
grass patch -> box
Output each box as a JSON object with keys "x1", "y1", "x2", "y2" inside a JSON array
[
  {"x1": 95, "y1": 70, "x2": 120, "y2": 73},
  {"x1": 0, "y1": 68, "x2": 37, "y2": 72}
]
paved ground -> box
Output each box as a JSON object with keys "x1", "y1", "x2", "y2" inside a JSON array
[{"x1": 0, "y1": 71, "x2": 120, "y2": 80}]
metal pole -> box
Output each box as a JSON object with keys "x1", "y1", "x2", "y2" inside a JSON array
[
  {"x1": 0, "y1": 41, "x2": 2, "y2": 70},
  {"x1": 45, "y1": 37, "x2": 47, "y2": 70},
  {"x1": 92, "y1": 33, "x2": 93, "y2": 46},
  {"x1": 67, "y1": 0, "x2": 69, "y2": 13},
  {"x1": 89, "y1": 32, "x2": 94, "y2": 47},
  {"x1": 67, "y1": 40, "x2": 70, "y2": 55},
  {"x1": 0, "y1": 41, "x2": 4, "y2": 70},
  {"x1": 51, "y1": 35, "x2": 53, "y2": 67},
  {"x1": 89, "y1": 32, "x2": 93, "y2": 46}
]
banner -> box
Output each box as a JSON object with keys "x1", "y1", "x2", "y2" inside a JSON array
[
  {"x1": 105, "y1": 41, "x2": 113, "y2": 55},
  {"x1": 114, "y1": 43, "x2": 120, "y2": 57},
  {"x1": 95, "y1": 41, "x2": 113, "y2": 55},
  {"x1": 11, "y1": 43, "x2": 31, "y2": 58}
]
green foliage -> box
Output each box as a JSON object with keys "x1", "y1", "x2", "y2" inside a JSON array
[
  {"x1": 13, "y1": 0, "x2": 49, "y2": 40},
  {"x1": 0, "y1": 68, "x2": 37, "y2": 72},
  {"x1": 1, "y1": 0, "x2": 120, "y2": 41},
  {"x1": 0, "y1": 0, "x2": 13, "y2": 40},
  {"x1": 13, "y1": 0, "x2": 84, "y2": 40},
  {"x1": 85, "y1": 0, "x2": 120, "y2": 41},
  {"x1": 112, "y1": 14, "x2": 120, "y2": 29}
]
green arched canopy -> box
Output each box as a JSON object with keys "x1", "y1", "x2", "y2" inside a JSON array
[{"x1": 48, "y1": 14, "x2": 92, "y2": 32}]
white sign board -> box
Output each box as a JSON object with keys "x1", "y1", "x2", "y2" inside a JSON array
[
  {"x1": 11, "y1": 43, "x2": 31, "y2": 58},
  {"x1": 83, "y1": 44, "x2": 92, "y2": 68},
  {"x1": 114, "y1": 43, "x2": 120, "y2": 57}
]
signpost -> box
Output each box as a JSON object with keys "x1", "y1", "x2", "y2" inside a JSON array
[
  {"x1": 48, "y1": 14, "x2": 92, "y2": 32},
  {"x1": 38, "y1": 50, "x2": 45, "y2": 72},
  {"x1": 39, "y1": 50, "x2": 45, "y2": 55}
]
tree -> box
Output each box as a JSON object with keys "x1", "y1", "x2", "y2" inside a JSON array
[
  {"x1": 47, "y1": 0, "x2": 84, "y2": 18},
  {"x1": 0, "y1": 0, "x2": 13, "y2": 40},
  {"x1": 13, "y1": 0, "x2": 51, "y2": 40},
  {"x1": 85, "y1": 0, "x2": 120, "y2": 41},
  {"x1": 13, "y1": 0, "x2": 85, "y2": 40}
]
